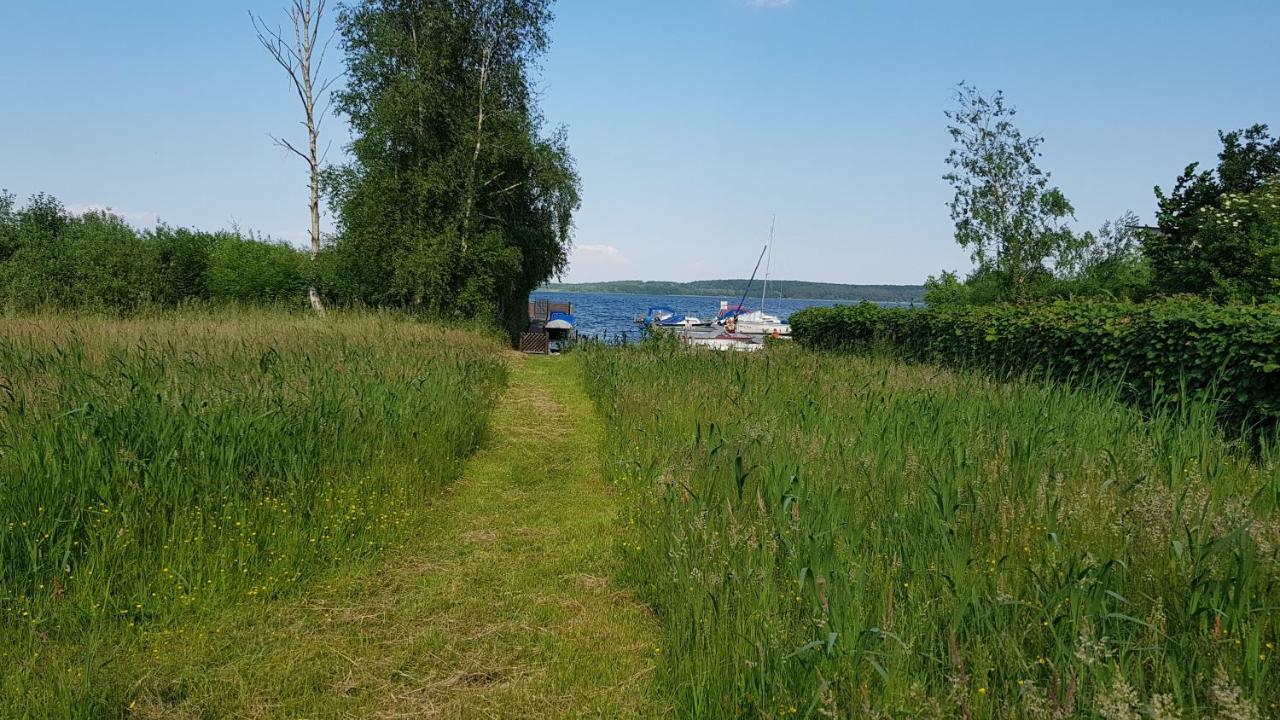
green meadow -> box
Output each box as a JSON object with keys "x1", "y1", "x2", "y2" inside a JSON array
[
  {"x1": 582, "y1": 341, "x2": 1279, "y2": 719},
  {"x1": 0, "y1": 312, "x2": 506, "y2": 716},
  {"x1": 5, "y1": 0, "x2": 1276, "y2": 716},
  {"x1": 3, "y1": 315, "x2": 1278, "y2": 719}
]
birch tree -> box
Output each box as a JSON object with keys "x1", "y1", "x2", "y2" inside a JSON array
[
  {"x1": 944, "y1": 83, "x2": 1077, "y2": 300},
  {"x1": 251, "y1": 0, "x2": 336, "y2": 314},
  {"x1": 326, "y1": 0, "x2": 578, "y2": 334}
]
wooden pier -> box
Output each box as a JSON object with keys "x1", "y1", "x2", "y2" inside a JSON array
[{"x1": 522, "y1": 299, "x2": 575, "y2": 354}]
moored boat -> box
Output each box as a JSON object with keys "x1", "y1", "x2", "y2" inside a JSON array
[
  {"x1": 715, "y1": 302, "x2": 791, "y2": 337},
  {"x1": 642, "y1": 306, "x2": 710, "y2": 328},
  {"x1": 712, "y1": 218, "x2": 792, "y2": 338},
  {"x1": 522, "y1": 299, "x2": 576, "y2": 354},
  {"x1": 680, "y1": 328, "x2": 763, "y2": 352}
]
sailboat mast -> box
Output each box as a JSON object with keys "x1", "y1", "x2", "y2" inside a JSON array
[
  {"x1": 734, "y1": 244, "x2": 769, "y2": 323},
  {"x1": 761, "y1": 216, "x2": 775, "y2": 312}
]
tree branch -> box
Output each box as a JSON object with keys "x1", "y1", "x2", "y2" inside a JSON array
[{"x1": 271, "y1": 134, "x2": 311, "y2": 165}]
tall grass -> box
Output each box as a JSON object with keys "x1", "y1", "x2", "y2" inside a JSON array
[
  {"x1": 0, "y1": 310, "x2": 506, "y2": 713},
  {"x1": 582, "y1": 342, "x2": 1279, "y2": 718}
]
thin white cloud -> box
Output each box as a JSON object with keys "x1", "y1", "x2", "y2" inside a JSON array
[
  {"x1": 750, "y1": 0, "x2": 794, "y2": 7},
  {"x1": 573, "y1": 243, "x2": 630, "y2": 265},
  {"x1": 66, "y1": 203, "x2": 160, "y2": 229},
  {"x1": 270, "y1": 229, "x2": 313, "y2": 249}
]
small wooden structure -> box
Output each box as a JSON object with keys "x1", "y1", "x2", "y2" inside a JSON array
[
  {"x1": 519, "y1": 332, "x2": 550, "y2": 354},
  {"x1": 521, "y1": 299, "x2": 575, "y2": 354}
]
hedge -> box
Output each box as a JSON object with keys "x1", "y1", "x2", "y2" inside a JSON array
[{"x1": 790, "y1": 299, "x2": 1280, "y2": 431}]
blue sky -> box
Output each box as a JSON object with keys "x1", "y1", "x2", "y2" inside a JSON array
[{"x1": 2, "y1": 1, "x2": 1277, "y2": 284}]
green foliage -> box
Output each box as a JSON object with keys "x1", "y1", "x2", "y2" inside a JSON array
[
  {"x1": 0, "y1": 191, "x2": 17, "y2": 262},
  {"x1": 0, "y1": 191, "x2": 313, "y2": 310},
  {"x1": 932, "y1": 123, "x2": 1280, "y2": 307},
  {"x1": 924, "y1": 221, "x2": 1154, "y2": 306},
  {"x1": 207, "y1": 232, "x2": 309, "y2": 304},
  {"x1": 326, "y1": 0, "x2": 580, "y2": 335},
  {"x1": 582, "y1": 343, "x2": 1278, "y2": 718},
  {"x1": 927, "y1": 209, "x2": 1216, "y2": 308},
  {"x1": 0, "y1": 195, "x2": 152, "y2": 310},
  {"x1": 943, "y1": 84, "x2": 1080, "y2": 300},
  {"x1": 1150, "y1": 125, "x2": 1280, "y2": 301},
  {"x1": 935, "y1": 84, "x2": 1191, "y2": 307},
  {"x1": 145, "y1": 226, "x2": 216, "y2": 305},
  {"x1": 0, "y1": 313, "x2": 505, "y2": 714},
  {"x1": 792, "y1": 300, "x2": 1280, "y2": 431},
  {"x1": 1050, "y1": 211, "x2": 1153, "y2": 300},
  {"x1": 923, "y1": 268, "x2": 1015, "y2": 306}
]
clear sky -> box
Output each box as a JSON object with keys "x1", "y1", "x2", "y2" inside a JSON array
[{"x1": 2, "y1": 1, "x2": 1277, "y2": 284}]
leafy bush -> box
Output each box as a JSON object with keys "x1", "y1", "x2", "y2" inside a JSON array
[
  {"x1": 1151, "y1": 125, "x2": 1280, "y2": 301},
  {"x1": 0, "y1": 196, "x2": 152, "y2": 310},
  {"x1": 792, "y1": 300, "x2": 1280, "y2": 431},
  {"x1": 144, "y1": 226, "x2": 218, "y2": 305},
  {"x1": 0, "y1": 191, "x2": 313, "y2": 310},
  {"x1": 1163, "y1": 178, "x2": 1280, "y2": 302},
  {"x1": 925, "y1": 213, "x2": 1155, "y2": 307},
  {"x1": 207, "y1": 233, "x2": 309, "y2": 305}
]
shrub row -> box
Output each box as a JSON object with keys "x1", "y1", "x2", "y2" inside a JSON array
[
  {"x1": 791, "y1": 299, "x2": 1280, "y2": 430},
  {"x1": 0, "y1": 192, "x2": 312, "y2": 310}
]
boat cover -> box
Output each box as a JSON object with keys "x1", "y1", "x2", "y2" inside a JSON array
[
  {"x1": 647, "y1": 306, "x2": 687, "y2": 325},
  {"x1": 545, "y1": 311, "x2": 575, "y2": 330},
  {"x1": 716, "y1": 304, "x2": 750, "y2": 320}
]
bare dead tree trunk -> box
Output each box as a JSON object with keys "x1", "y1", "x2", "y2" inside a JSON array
[{"x1": 251, "y1": 0, "x2": 337, "y2": 315}]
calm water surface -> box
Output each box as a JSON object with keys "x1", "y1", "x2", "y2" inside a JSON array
[{"x1": 530, "y1": 290, "x2": 909, "y2": 341}]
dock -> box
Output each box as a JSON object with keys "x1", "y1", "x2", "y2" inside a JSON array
[{"x1": 521, "y1": 298, "x2": 575, "y2": 354}]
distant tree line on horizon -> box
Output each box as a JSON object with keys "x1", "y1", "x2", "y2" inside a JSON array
[{"x1": 541, "y1": 280, "x2": 925, "y2": 303}]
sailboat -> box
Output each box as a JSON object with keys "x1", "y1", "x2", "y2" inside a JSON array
[{"x1": 717, "y1": 219, "x2": 791, "y2": 337}]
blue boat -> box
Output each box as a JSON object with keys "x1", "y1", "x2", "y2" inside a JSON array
[
  {"x1": 640, "y1": 306, "x2": 711, "y2": 328},
  {"x1": 545, "y1": 310, "x2": 575, "y2": 331}
]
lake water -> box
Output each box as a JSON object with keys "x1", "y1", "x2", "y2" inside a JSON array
[{"x1": 530, "y1": 290, "x2": 907, "y2": 341}]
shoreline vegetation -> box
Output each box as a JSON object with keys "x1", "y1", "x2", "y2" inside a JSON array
[
  {"x1": 3, "y1": 312, "x2": 1276, "y2": 718},
  {"x1": 541, "y1": 280, "x2": 926, "y2": 303}
]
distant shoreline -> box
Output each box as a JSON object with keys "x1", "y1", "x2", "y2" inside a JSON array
[{"x1": 539, "y1": 280, "x2": 925, "y2": 303}]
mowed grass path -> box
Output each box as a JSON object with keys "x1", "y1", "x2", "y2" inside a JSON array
[{"x1": 130, "y1": 354, "x2": 661, "y2": 719}]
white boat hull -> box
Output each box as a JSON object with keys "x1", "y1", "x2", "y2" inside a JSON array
[
  {"x1": 731, "y1": 321, "x2": 790, "y2": 336},
  {"x1": 678, "y1": 329, "x2": 763, "y2": 352},
  {"x1": 687, "y1": 336, "x2": 763, "y2": 352}
]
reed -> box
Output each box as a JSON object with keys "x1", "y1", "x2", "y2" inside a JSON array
[
  {"x1": 582, "y1": 342, "x2": 1279, "y2": 718},
  {"x1": 0, "y1": 310, "x2": 506, "y2": 711}
]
